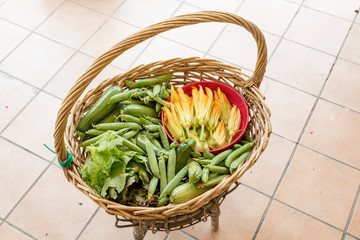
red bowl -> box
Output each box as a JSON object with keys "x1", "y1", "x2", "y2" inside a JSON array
[{"x1": 161, "y1": 81, "x2": 249, "y2": 155}]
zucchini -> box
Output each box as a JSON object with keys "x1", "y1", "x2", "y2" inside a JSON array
[
  {"x1": 76, "y1": 86, "x2": 123, "y2": 134},
  {"x1": 169, "y1": 182, "x2": 211, "y2": 205}
]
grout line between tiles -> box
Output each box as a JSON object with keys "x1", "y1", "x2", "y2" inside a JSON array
[
  {"x1": 0, "y1": 221, "x2": 37, "y2": 240},
  {"x1": 252, "y1": 4, "x2": 360, "y2": 239},
  {"x1": 75, "y1": 207, "x2": 101, "y2": 240},
  {"x1": 179, "y1": 229, "x2": 200, "y2": 239},
  {"x1": 0, "y1": 162, "x2": 53, "y2": 227},
  {"x1": 342, "y1": 184, "x2": 360, "y2": 240}
]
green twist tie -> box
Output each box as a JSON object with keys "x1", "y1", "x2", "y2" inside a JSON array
[{"x1": 43, "y1": 144, "x2": 73, "y2": 169}]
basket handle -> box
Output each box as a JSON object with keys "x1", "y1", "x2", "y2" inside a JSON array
[{"x1": 54, "y1": 11, "x2": 267, "y2": 163}]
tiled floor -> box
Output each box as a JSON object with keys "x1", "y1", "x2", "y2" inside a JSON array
[{"x1": 1, "y1": 0, "x2": 360, "y2": 239}]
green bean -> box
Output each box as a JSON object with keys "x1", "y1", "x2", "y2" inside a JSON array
[
  {"x1": 147, "y1": 177, "x2": 159, "y2": 200},
  {"x1": 93, "y1": 122, "x2": 141, "y2": 131},
  {"x1": 125, "y1": 73, "x2": 173, "y2": 88},
  {"x1": 205, "y1": 165, "x2": 230, "y2": 174},
  {"x1": 120, "y1": 114, "x2": 142, "y2": 125},
  {"x1": 158, "y1": 124, "x2": 169, "y2": 151},
  {"x1": 146, "y1": 139, "x2": 160, "y2": 178},
  {"x1": 159, "y1": 159, "x2": 167, "y2": 193},
  {"x1": 225, "y1": 142, "x2": 253, "y2": 167},
  {"x1": 210, "y1": 149, "x2": 233, "y2": 165},
  {"x1": 108, "y1": 89, "x2": 139, "y2": 104},
  {"x1": 85, "y1": 129, "x2": 106, "y2": 136},
  {"x1": 230, "y1": 151, "x2": 250, "y2": 174},
  {"x1": 167, "y1": 148, "x2": 176, "y2": 183},
  {"x1": 203, "y1": 149, "x2": 215, "y2": 159}
]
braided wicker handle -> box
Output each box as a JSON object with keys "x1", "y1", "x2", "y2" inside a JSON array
[{"x1": 54, "y1": 11, "x2": 267, "y2": 163}]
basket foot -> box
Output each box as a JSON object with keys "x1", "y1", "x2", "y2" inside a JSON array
[
  {"x1": 133, "y1": 224, "x2": 148, "y2": 240},
  {"x1": 210, "y1": 206, "x2": 220, "y2": 232}
]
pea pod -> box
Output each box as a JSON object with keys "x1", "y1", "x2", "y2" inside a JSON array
[
  {"x1": 230, "y1": 151, "x2": 250, "y2": 174},
  {"x1": 167, "y1": 148, "x2": 176, "y2": 182},
  {"x1": 159, "y1": 159, "x2": 167, "y2": 193},
  {"x1": 143, "y1": 116, "x2": 162, "y2": 124},
  {"x1": 201, "y1": 167, "x2": 210, "y2": 183},
  {"x1": 120, "y1": 114, "x2": 142, "y2": 125},
  {"x1": 93, "y1": 122, "x2": 141, "y2": 131},
  {"x1": 147, "y1": 177, "x2": 159, "y2": 200},
  {"x1": 108, "y1": 89, "x2": 139, "y2": 104},
  {"x1": 203, "y1": 149, "x2": 215, "y2": 159},
  {"x1": 160, "y1": 85, "x2": 170, "y2": 100},
  {"x1": 198, "y1": 174, "x2": 229, "y2": 188},
  {"x1": 157, "y1": 196, "x2": 169, "y2": 207},
  {"x1": 210, "y1": 149, "x2": 233, "y2": 166},
  {"x1": 121, "y1": 130, "x2": 138, "y2": 140},
  {"x1": 175, "y1": 139, "x2": 195, "y2": 173},
  {"x1": 117, "y1": 135, "x2": 146, "y2": 154},
  {"x1": 85, "y1": 129, "x2": 106, "y2": 136},
  {"x1": 125, "y1": 73, "x2": 173, "y2": 88},
  {"x1": 145, "y1": 139, "x2": 160, "y2": 178},
  {"x1": 205, "y1": 165, "x2": 230, "y2": 174},
  {"x1": 160, "y1": 165, "x2": 189, "y2": 198},
  {"x1": 225, "y1": 142, "x2": 253, "y2": 167},
  {"x1": 136, "y1": 134, "x2": 164, "y2": 156},
  {"x1": 158, "y1": 124, "x2": 170, "y2": 151},
  {"x1": 191, "y1": 151, "x2": 202, "y2": 158},
  {"x1": 76, "y1": 86, "x2": 123, "y2": 133},
  {"x1": 121, "y1": 104, "x2": 158, "y2": 118},
  {"x1": 144, "y1": 124, "x2": 161, "y2": 132}
]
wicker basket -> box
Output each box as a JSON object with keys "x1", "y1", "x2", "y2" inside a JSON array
[{"x1": 54, "y1": 11, "x2": 271, "y2": 238}]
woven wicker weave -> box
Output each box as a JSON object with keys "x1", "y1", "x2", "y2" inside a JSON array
[{"x1": 53, "y1": 11, "x2": 271, "y2": 234}]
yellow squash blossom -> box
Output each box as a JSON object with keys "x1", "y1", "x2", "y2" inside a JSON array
[
  {"x1": 206, "y1": 99, "x2": 221, "y2": 140},
  {"x1": 208, "y1": 120, "x2": 227, "y2": 150},
  {"x1": 192, "y1": 86, "x2": 213, "y2": 141},
  {"x1": 163, "y1": 104, "x2": 186, "y2": 143},
  {"x1": 214, "y1": 87, "x2": 232, "y2": 125},
  {"x1": 174, "y1": 87, "x2": 194, "y2": 138},
  {"x1": 227, "y1": 105, "x2": 241, "y2": 143}
]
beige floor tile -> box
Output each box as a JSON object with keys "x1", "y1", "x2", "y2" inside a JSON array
[
  {"x1": 161, "y1": 4, "x2": 225, "y2": 53},
  {"x1": 183, "y1": 185, "x2": 270, "y2": 240},
  {"x1": 0, "y1": 138, "x2": 48, "y2": 218},
  {"x1": 0, "y1": 0, "x2": 63, "y2": 30},
  {"x1": 131, "y1": 36, "x2": 203, "y2": 68},
  {"x1": 80, "y1": 18, "x2": 147, "y2": 70},
  {"x1": 7, "y1": 165, "x2": 98, "y2": 240},
  {"x1": 237, "y1": 0, "x2": 299, "y2": 36},
  {"x1": 322, "y1": 59, "x2": 360, "y2": 112},
  {"x1": 209, "y1": 24, "x2": 280, "y2": 73},
  {"x1": 285, "y1": 7, "x2": 351, "y2": 55},
  {"x1": 0, "y1": 33, "x2": 74, "y2": 88},
  {"x1": 339, "y1": 24, "x2": 360, "y2": 65},
  {"x1": 1, "y1": 92, "x2": 62, "y2": 160},
  {"x1": 79, "y1": 209, "x2": 168, "y2": 240},
  {"x1": 44, "y1": 52, "x2": 121, "y2": 99},
  {"x1": 348, "y1": 196, "x2": 360, "y2": 238},
  {"x1": 300, "y1": 99, "x2": 360, "y2": 169},
  {"x1": 36, "y1": 1, "x2": 107, "y2": 49},
  {"x1": 184, "y1": 0, "x2": 242, "y2": 12},
  {"x1": 356, "y1": 14, "x2": 360, "y2": 24},
  {"x1": 345, "y1": 235, "x2": 358, "y2": 240},
  {"x1": 303, "y1": 0, "x2": 360, "y2": 21},
  {"x1": 240, "y1": 134, "x2": 295, "y2": 196},
  {"x1": 112, "y1": 0, "x2": 181, "y2": 28},
  {"x1": 259, "y1": 78, "x2": 316, "y2": 141},
  {"x1": 256, "y1": 201, "x2": 343, "y2": 240},
  {"x1": 0, "y1": 19, "x2": 29, "y2": 61},
  {"x1": 70, "y1": 0, "x2": 125, "y2": 15},
  {"x1": 275, "y1": 146, "x2": 360, "y2": 229},
  {"x1": 0, "y1": 74, "x2": 38, "y2": 131},
  {"x1": 0, "y1": 222, "x2": 32, "y2": 240},
  {"x1": 266, "y1": 39, "x2": 335, "y2": 95},
  {"x1": 168, "y1": 231, "x2": 193, "y2": 239}
]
